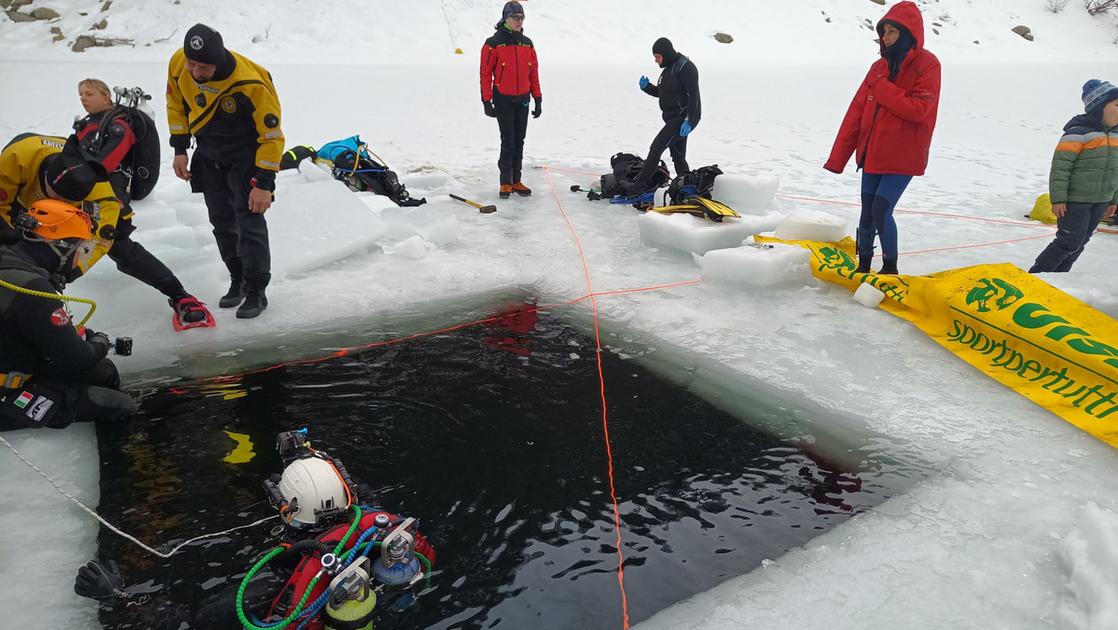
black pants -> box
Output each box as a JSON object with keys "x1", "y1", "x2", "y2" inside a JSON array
[
  {"x1": 1030, "y1": 202, "x2": 1109, "y2": 273},
  {"x1": 108, "y1": 220, "x2": 187, "y2": 301},
  {"x1": 635, "y1": 117, "x2": 690, "y2": 187},
  {"x1": 495, "y1": 99, "x2": 530, "y2": 185},
  {"x1": 193, "y1": 155, "x2": 271, "y2": 291},
  {"x1": 0, "y1": 359, "x2": 133, "y2": 430}
]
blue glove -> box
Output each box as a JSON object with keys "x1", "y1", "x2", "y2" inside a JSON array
[
  {"x1": 680, "y1": 119, "x2": 693, "y2": 137},
  {"x1": 639, "y1": 75, "x2": 650, "y2": 89}
]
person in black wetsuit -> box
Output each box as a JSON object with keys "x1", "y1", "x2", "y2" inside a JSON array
[
  {"x1": 629, "y1": 37, "x2": 701, "y2": 195},
  {"x1": 0, "y1": 199, "x2": 135, "y2": 431}
]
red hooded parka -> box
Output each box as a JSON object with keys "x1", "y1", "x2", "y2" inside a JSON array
[{"x1": 824, "y1": 1, "x2": 941, "y2": 176}]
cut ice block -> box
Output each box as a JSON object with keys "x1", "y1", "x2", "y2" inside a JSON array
[
  {"x1": 711, "y1": 174, "x2": 780, "y2": 211},
  {"x1": 638, "y1": 212, "x2": 754, "y2": 256},
  {"x1": 772, "y1": 209, "x2": 848, "y2": 243},
  {"x1": 268, "y1": 179, "x2": 388, "y2": 276},
  {"x1": 854, "y1": 282, "x2": 886, "y2": 308},
  {"x1": 381, "y1": 202, "x2": 461, "y2": 247},
  {"x1": 699, "y1": 242, "x2": 812, "y2": 286}
]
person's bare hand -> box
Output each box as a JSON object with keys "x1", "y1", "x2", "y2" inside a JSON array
[
  {"x1": 172, "y1": 155, "x2": 191, "y2": 181},
  {"x1": 248, "y1": 187, "x2": 273, "y2": 214},
  {"x1": 1052, "y1": 203, "x2": 1067, "y2": 219}
]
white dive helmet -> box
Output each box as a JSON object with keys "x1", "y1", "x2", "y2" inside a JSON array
[{"x1": 278, "y1": 457, "x2": 348, "y2": 528}]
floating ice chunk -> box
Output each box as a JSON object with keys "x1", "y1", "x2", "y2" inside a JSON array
[
  {"x1": 854, "y1": 282, "x2": 886, "y2": 308},
  {"x1": 712, "y1": 174, "x2": 780, "y2": 211},
  {"x1": 698, "y1": 242, "x2": 811, "y2": 286},
  {"x1": 772, "y1": 209, "x2": 849, "y2": 243},
  {"x1": 638, "y1": 212, "x2": 755, "y2": 256}
]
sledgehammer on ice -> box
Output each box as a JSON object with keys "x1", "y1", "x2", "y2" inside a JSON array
[{"x1": 449, "y1": 194, "x2": 497, "y2": 214}]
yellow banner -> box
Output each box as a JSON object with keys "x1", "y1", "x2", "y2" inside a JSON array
[{"x1": 759, "y1": 236, "x2": 1118, "y2": 448}]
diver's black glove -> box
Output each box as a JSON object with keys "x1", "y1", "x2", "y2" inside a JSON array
[
  {"x1": 85, "y1": 329, "x2": 111, "y2": 359},
  {"x1": 74, "y1": 560, "x2": 126, "y2": 600},
  {"x1": 483, "y1": 101, "x2": 497, "y2": 118}
]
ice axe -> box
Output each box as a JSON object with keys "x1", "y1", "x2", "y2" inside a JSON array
[{"x1": 449, "y1": 194, "x2": 497, "y2": 214}]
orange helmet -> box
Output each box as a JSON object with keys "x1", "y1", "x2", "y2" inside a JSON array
[{"x1": 23, "y1": 198, "x2": 94, "y2": 241}]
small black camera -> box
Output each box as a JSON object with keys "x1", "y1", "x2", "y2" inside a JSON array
[{"x1": 112, "y1": 336, "x2": 133, "y2": 357}]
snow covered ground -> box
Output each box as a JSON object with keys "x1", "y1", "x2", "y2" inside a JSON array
[{"x1": 2, "y1": 1, "x2": 1118, "y2": 629}]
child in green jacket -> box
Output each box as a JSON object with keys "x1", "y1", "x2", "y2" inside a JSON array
[{"x1": 1031, "y1": 79, "x2": 1118, "y2": 273}]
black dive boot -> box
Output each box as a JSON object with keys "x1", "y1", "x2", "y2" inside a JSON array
[
  {"x1": 856, "y1": 253, "x2": 873, "y2": 274},
  {"x1": 218, "y1": 277, "x2": 245, "y2": 308},
  {"x1": 236, "y1": 290, "x2": 268, "y2": 319},
  {"x1": 879, "y1": 258, "x2": 899, "y2": 275}
]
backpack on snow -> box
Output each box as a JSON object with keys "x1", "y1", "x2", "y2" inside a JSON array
[
  {"x1": 316, "y1": 135, "x2": 426, "y2": 207},
  {"x1": 594, "y1": 152, "x2": 670, "y2": 201},
  {"x1": 74, "y1": 105, "x2": 161, "y2": 201},
  {"x1": 664, "y1": 165, "x2": 723, "y2": 206}
]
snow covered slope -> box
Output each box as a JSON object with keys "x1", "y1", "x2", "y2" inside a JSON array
[{"x1": 1, "y1": 0, "x2": 1117, "y2": 66}]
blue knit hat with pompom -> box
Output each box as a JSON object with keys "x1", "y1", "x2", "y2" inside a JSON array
[{"x1": 1083, "y1": 79, "x2": 1118, "y2": 119}]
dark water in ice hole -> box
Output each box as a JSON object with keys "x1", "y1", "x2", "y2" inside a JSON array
[{"x1": 93, "y1": 304, "x2": 901, "y2": 629}]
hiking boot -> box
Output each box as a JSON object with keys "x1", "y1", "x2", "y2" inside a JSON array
[
  {"x1": 499, "y1": 184, "x2": 512, "y2": 199},
  {"x1": 856, "y1": 254, "x2": 873, "y2": 274},
  {"x1": 236, "y1": 290, "x2": 268, "y2": 319},
  {"x1": 879, "y1": 258, "x2": 899, "y2": 275},
  {"x1": 218, "y1": 278, "x2": 245, "y2": 308},
  {"x1": 511, "y1": 182, "x2": 532, "y2": 197}
]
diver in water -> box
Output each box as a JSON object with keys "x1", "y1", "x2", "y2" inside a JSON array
[{"x1": 75, "y1": 429, "x2": 436, "y2": 629}]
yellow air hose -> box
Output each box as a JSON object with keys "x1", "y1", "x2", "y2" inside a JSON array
[{"x1": 0, "y1": 278, "x2": 97, "y2": 327}]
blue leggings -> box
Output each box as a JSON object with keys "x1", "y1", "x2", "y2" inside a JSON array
[{"x1": 859, "y1": 173, "x2": 913, "y2": 260}]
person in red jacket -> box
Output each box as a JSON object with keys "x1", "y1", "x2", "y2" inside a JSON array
[
  {"x1": 824, "y1": 1, "x2": 941, "y2": 275},
  {"x1": 480, "y1": 1, "x2": 542, "y2": 199}
]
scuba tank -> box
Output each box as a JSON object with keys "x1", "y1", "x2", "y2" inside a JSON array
[
  {"x1": 324, "y1": 557, "x2": 377, "y2": 630},
  {"x1": 372, "y1": 518, "x2": 421, "y2": 588}
]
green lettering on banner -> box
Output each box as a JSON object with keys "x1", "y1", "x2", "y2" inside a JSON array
[
  {"x1": 1013, "y1": 303, "x2": 1069, "y2": 329},
  {"x1": 1068, "y1": 337, "x2": 1118, "y2": 370},
  {"x1": 1018, "y1": 360, "x2": 1043, "y2": 380}
]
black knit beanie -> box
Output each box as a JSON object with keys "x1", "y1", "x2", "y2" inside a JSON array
[
  {"x1": 42, "y1": 153, "x2": 102, "y2": 202},
  {"x1": 184, "y1": 23, "x2": 226, "y2": 66}
]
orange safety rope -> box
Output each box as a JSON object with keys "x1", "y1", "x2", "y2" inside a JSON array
[{"x1": 543, "y1": 166, "x2": 631, "y2": 628}]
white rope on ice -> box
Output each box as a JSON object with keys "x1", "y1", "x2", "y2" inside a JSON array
[{"x1": 0, "y1": 433, "x2": 278, "y2": 559}]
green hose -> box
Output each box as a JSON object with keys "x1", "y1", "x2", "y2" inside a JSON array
[{"x1": 235, "y1": 505, "x2": 363, "y2": 630}]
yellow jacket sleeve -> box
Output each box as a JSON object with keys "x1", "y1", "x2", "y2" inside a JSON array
[
  {"x1": 166, "y1": 50, "x2": 192, "y2": 152},
  {"x1": 246, "y1": 80, "x2": 283, "y2": 172}
]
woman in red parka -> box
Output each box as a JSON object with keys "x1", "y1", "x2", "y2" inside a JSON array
[{"x1": 824, "y1": 1, "x2": 941, "y2": 275}]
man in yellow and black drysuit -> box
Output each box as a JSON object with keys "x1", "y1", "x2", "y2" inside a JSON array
[
  {"x1": 167, "y1": 23, "x2": 284, "y2": 319},
  {"x1": 0, "y1": 133, "x2": 211, "y2": 328}
]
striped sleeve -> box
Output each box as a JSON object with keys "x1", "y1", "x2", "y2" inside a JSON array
[{"x1": 1049, "y1": 132, "x2": 1086, "y2": 204}]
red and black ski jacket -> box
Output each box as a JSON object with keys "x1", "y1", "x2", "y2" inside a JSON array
[{"x1": 480, "y1": 25, "x2": 541, "y2": 104}]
